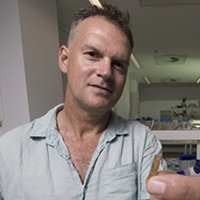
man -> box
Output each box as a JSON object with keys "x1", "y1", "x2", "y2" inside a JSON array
[
  {"x1": 0, "y1": 3, "x2": 165, "y2": 200},
  {"x1": 147, "y1": 173, "x2": 200, "y2": 200}
]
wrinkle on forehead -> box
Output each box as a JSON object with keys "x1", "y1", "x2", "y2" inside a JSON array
[{"x1": 69, "y1": 16, "x2": 131, "y2": 60}]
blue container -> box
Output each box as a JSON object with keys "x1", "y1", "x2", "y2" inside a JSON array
[{"x1": 177, "y1": 159, "x2": 200, "y2": 176}]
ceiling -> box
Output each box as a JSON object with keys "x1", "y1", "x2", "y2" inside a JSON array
[{"x1": 56, "y1": 0, "x2": 200, "y2": 84}]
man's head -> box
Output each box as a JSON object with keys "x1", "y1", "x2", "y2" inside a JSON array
[
  {"x1": 68, "y1": 3, "x2": 133, "y2": 50},
  {"x1": 59, "y1": 3, "x2": 133, "y2": 114}
]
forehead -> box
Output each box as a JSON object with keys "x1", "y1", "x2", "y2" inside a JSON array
[
  {"x1": 76, "y1": 16, "x2": 123, "y2": 37},
  {"x1": 71, "y1": 16, "x2": 131, "y2": 54}
]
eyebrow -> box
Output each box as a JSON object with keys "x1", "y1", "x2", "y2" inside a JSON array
[{"x1": 81, "y1": 44, "x2": 102, "y2": 55}]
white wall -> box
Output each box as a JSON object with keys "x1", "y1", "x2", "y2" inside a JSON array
[
  {"x1": 0, "y1": 0, "x2": 63, "y2": 135},
  {"x1": 141, "y1": 100, "x2": 181, "y2": 119},
  {"x1": 0, "y1": 0, "x2": 30, "y2": 135},
  {"x1": 139, "y1": 83, "x2": 200, "y2": 119},
  {"x1": 129, "y1": 79, "x2": 139, "y2": 119},
  {"x1": 18, "y1": 0, "x2": 63, "y2": 120},
  {"x1": 113, "y1": 74, "x2": 140, "y2": 119},
  {"x1": 114, "y1": 73, "x2": 131, "y2": 119}
]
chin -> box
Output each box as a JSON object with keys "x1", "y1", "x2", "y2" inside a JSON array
[
  {"x1": 83, "y1": 96, "x2": 117, "y2": 111},
  {"x1": 92, "y1": 102, "x2": 115, "y2": 112}
]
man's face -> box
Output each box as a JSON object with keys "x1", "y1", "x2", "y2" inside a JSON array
[{"x1": 60, "y1": 16, "x2": 131, "y2": 113}]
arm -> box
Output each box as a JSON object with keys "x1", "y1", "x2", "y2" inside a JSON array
[
  {"x1": 146, "y1": 173, "x2": 200, "y2": 200},
  {"x1": 137, "y1": 127, "x2": 167, "y2": 200}
]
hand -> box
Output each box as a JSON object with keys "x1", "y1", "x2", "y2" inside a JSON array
[{"x1": 146, "y1": 173, "x2": 200, "y2": 200}]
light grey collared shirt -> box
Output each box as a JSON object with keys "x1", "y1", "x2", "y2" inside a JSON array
[{"x1": 0, "y1": 104, "x2": 165, "y2": 200}]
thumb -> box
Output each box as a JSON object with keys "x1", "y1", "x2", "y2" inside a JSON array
[
  {"x1": 146, "y1": 176, "x2": 166, "y2": 196},
  {"x1": 146, "y1": 174, "x2": 187, "y2": 200}
]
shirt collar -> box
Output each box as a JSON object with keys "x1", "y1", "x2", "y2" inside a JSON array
[
  {"x1": 29, "y1": 105, "x2": 128, "y2": 142},
  {"x1": 102, "y1": 111, "x2": 129, "y2": 143},
  {"x1": 29, "y1": 104, "x2": 64, "y2": 139}
]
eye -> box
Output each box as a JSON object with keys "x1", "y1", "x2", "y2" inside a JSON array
[
  {"x1": 112, "y1": 60, "x2": 126, "y2": 73},
  {"x1": 85, "y1": 51, "x2": 100, "y2": 59}
]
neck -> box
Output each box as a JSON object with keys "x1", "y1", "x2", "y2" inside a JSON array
[{"x1": 57, "y1": 102, "x2": 111, "y2": 138}]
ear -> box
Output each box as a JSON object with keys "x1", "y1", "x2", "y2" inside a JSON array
[{"x1": 58, "y1": 45, "x2": 69, "y2": 74}]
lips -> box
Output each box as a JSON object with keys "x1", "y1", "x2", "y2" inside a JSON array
[{"x1": 90, "y1": 84, "x2": 113, "y2": 93}]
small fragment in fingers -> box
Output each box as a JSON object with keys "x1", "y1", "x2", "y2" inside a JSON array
[{"x1": 147, "y1": 154, "x2": 162, "y2": 180}]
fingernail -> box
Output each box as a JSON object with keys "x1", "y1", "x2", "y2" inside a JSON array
[{"x1": 148, "y1": 179, "x2": 166, "y2": 195}]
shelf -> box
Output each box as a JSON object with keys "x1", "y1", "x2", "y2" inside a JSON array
[
  {"x1": 153, "y1": 130, "x2": 200, "y2": 158},
  {"x1": 153, "y1": 130, "x2": 200, "y2": 141}
]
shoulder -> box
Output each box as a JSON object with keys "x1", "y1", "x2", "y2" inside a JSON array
[
  {"x1": 0, "y1": 104, "x2": 63, "y2": 154},
  {"x1": 110, "y1": 113, "x2": 162, "y2": 157},
  {"x1": 111, "y1": 112, "x2": 160, "y2": 148},
  {"x1": 0, "y1": 122, "x2": 33, "y2": 148},
  {"x1": 0, "y1": 122, "x2": 35, "y2": 168},
  {"x1": 112, "y1": 112, "x2": 152, "y2": 137}
]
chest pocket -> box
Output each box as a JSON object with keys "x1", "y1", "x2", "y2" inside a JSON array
[{"x1": 100, "y1": 163, "x2": 137, "y2": 200}]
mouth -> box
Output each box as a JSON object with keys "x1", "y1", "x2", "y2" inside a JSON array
[{"x1": 90, "y1": 84, "x2": 113, "y2": 93}]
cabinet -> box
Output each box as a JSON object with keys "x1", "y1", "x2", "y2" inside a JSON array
[{"x1": 153, "y1": 130, "x2": 200, "y2": 159}]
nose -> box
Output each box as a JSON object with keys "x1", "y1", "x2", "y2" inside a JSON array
[{"x1": 96, "y1": 58, "x2": 113, "y2": 81}]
